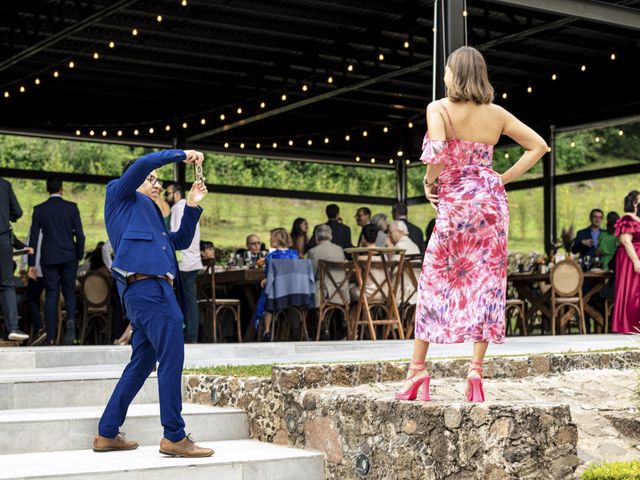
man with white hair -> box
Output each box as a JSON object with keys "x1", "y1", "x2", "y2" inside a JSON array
[
  {"x1": 388, "y1": 220, "x2": 420, "y2": 255},
  {"x1": 306, "y1": 224, "x2": 345, "y2": 277}
]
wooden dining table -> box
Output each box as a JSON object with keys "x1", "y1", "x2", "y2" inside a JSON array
[
  {"x1": 214, "y1": 267, "x2": 265, "y2": 341},
  {"x1": 508, "y1": 270, "x2": 611, "y2": 333}
]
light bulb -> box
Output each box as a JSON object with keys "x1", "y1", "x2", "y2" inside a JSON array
[
  {"x1": 403, "y1": 41, "x2": 410, "y2": 49},
  {"x1": 182, "y1": 122, "x2": 188, "y2": 129},
  {"x1": 581, "y1": 64, "x2": 586, "y2": 72},
  {"x1": 53, "y1": 71, "x2": 60, "y2": 78},
  {"x1": 272, "y1": 142, "x2": 277, "y2": 148},
  {"x1": 132, "y1": 28, "x2": 139, "y2": 36},
  {"x1": 345, "y1": 135, "x2": 350, "y2": 141},
  {"x1": 288, "y1": 140, "x2": 293, "y2": 146},
  {"x1": 347, "y1": 64, "x2": 353, "y2": 72},
  {"x1": 302, "y1": 85, "x2": 308, "y2": 92},
  {"x1": 89, "y1": 130, "x2": 95, "y2": 136},
  {"x1": 220, "y1": 113, "x2": 225, "y2": 121},
  {"x1": 307, "y1": 139, "x2": 312, "y2": 146},
  {"x1": 256, "y1": 143, "x2": 261, "y2": 149},
  {"x1": 200, "y1": 118, "x2": 206, "y2": 125},
  {"x1": 281, "y1": 94, "x2": 287, "y2": 101},
  {"x1": 224, "y1": 142, "x2": 229, "y2": 148},
  {"x1": 408, "y1": 122, "x2": 413, "y2": 128},
  {"x1": 117, "y1": 130, "x2": 123, "y2": 136},
  {"x1": 328, "y1": 76, "x2": 333, "y2": 84},
  {"x1": 260, "y1": 101, "x2": 266, "y2": 108},
  {"x1": 68, "y1": 61, "x2": 75, "y2": 68},
  {"x1": 93, "y1": 52, "x2": 100, "y2": 60},
  {"x1": 378, "y1": 53, "x2": 384, "y2": 61},
  {"x1": 397, "y1": 150, "x2": 403, "y2": 157},
  {"x1": 157, "y1": 15, "x2": 163, "y2": 22},
  {"x1": 19, "y1": 86, "x2": 25, "y2": 93},
  {"x1": 389, "y1": 159, "x2": 394, "y2": 164},
  {"x1": 236, "y1": 107, "x2": 242, "y2": 114},
  {"x1": 109, "y1": 41, "x2": 115, "y2": 48},
  {"x1": 324, "y1": 137, "x2": 329, "y2": 144},
  {"x1": 618, "y1": 130, "x2": 624, "y2": 136},
  {"x1": 405, "y1": 159, "x2": 410, "y2": 165},
  {"x1": 34, "y1": 78, "x2": 40, "y2": 85},
  {"x1": 75, "y1": 130, "x2": 81, "y2": 136},
  {"x1": 3, "y1": 91, "x2": 9, "y2": 98},
  {"x1": 165, "y1": 125, "x2": 171, "y2": 131},
  {"x1": 149, "y1": 127, "x2": 154, "y2": 134},
  {"x1": 383, "y1": 126, "x2": 389, "y2": 133},
  {"x1": 355, "y1": 156, "x2": 360, "y2": 162},
  {"x1": 133, "y1": 129, "x2": 139, "y2": 135},
  {"x1": 551, "y1": 73, "x2": 557, "y2": 80},
  {"x1": 502, "y1": 92, "x2": 507, "y2": 99},
  {"x1": 610, "y1": 53, "x2": 616, "y2": 60},
  {"x1": 362, "y1": 130, "x2": 368, "y2": 137},
  {"x1": 240, "y1": 143, "x2": 245, "y2": 149},
  {"x1": 370, "y1": 158, "x2": 376, "y2": 163},
  {"x1": 527, "y1": 86, "x2": 532, "y2": 93}
]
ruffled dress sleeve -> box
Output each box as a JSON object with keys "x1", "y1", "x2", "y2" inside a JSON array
[
  {"x1": 614, "y1": 216, "x2": 640, "y2": 236},
  {"x1": 420, "y1": 132, "x2": 449, "y2": 165}
]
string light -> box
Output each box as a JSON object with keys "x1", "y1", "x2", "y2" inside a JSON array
[
  {"x1": 281, "y1": 94, "x2": 287, "y2": 101},
  {"x1": 156, "y1": 15, "x2": 163, "y2": 22},
  {"x1": 355, "y1": 156, "x2": 360, "y2": 162},
  {"x1": 618, "y1": 129, "x2": 624, "y2": 136},
  {"x1": 610, "y1": 53, "x2": 616, "y2": 60},
  {"x1": 527, "y1": 86, "x2": 533, "y2": 93},
  {"x1": 378, "y1": 53, "x2": 384, "y2": 61},
  {"x1": 3, "y1": 91, "x2": 8, "y2": 98},
  {"x1": 165, "y1": 125, "x2": 171, "y2": 131},
  {"x1": 132, "y1": 28, "x2": 139, "y2": 36},
  {"x1": 307, "y1": 139, "x2": 313, "y2": 146},
  {"x1": 260, "y1": 101, "x2": 266, "y2": 108},
  {"x1": 89, "y1": 130, "x2": 95, "y2": 136},
  {"x1": 581, "y1": 64, "x2": 586, "y2": 72},
  {"x1": 594, "y1": 136, "x2": 600, "y2": 142},
  {"x1": 288, "y1": 140, "x2": 293, "y2": 146},
  {"x1": 389, "y1": 159, "x2": 394, "y2": 164},
  {"x1": 272, "y1": 142, "x2": 277, "y2": 148},
  {"x1": 240, "y1": 142, "x2": 245, "y2": 149},
  {"x1": 117, "y1": 130, "x2": 123, "y2": 136},
  {"x1": 68, "y1": 61, "x2": 75, "y2": 69},
  {"x1": 219, "y1": 113, "x2": 226, "y2": 121},
  {"x1": 345, "y1": 135, "x2": 350, "y2": 141},
  {"x1": 109, "y1": 41, "x2": 115, "y2": 48},
  {"x1": 462, "y1": 10, "x2": 468, "y2": 16},
  {"x1": 403, "y1": 41, "x2": 410, "y2": 49},
  {"x1": 200, "y1": 118, "x2": 206, "y2": 125},
  {"x1": 570, "y1": 142, "x2": 575, "y2": 148},
  {"x1": 101, "y1": 130, "x2": 107, "y2": 137},
  {"x1": 504, "y1": 153, "x2": 509, "y2": 159},
  {"x1": 405, "y1": 159, "x2": 410, "y2": 165},
  {"x1": 236, "y1": 107, "x2": 242, "y2": 114},
  {"x1": 148, "y1": 127, "x2": 154, "y2": 134},
  {"x1": 362, "y1": 130, "x2": 368, "y2": 137},
  {"x1": 324, "y1": 137, "x2": 329, "y2": 144},
  {"x1": 182, "y1": 122, "x2": 188, "y2": 128},
  {"x1": 34, "y1": 78, "x2": 40, "y2": 85},
  {"x1": 224, "y1": 142, "x2": 229, "y2": 148},
  {"x1": 75, "y1": 130, "x2": 81, "y2": 136},
  {"x1": 256, "y1": 143, "x2": 261, "y2": 149},
  {"x1": 502, "y1": 92, "x2": 508, "y2": 99},
  {"x1": 551, "y1": 73, "x2": 557, "y2": 80},
  {"x1": 328, "y1": 76, "x2": 334, "y2": 84},
  {"x1": 383, "y1": 126, "x2": 389, "y2": 133},
  {"x1": 397, "y1": 150, "x2": 403, "y2": 157},
  {"x1": 133, "y1": 129, "x2": 139, "y2": 135},
  {"x1": 408, "y1": 122, "x2": 413, "y2": 128},
  {"x1": 19, "y1": 86, "x2": 25, "y2": 93},
  {"x1": 370, "y1": 158, "x2": 376, "y2": 163},
  {"x1": 301, "y1": 84, "x2": 308, "y2": 92},
  {"x1": 181, "y1": 0, "x2": 187, "y2": 5},
  {"x1": 53, "y1": 71, "x2": 59, "y2": 78},
  {"x1": 347, "y1": 64, "x2": 354, "y2": 72}
]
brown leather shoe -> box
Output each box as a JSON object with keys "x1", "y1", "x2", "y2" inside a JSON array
[
  {"x1": 93, "y1": 432, "x2": 139, "y2": 452},
  {"x1": 159, "y1": 434, "x2": 214, "y2": 457}
]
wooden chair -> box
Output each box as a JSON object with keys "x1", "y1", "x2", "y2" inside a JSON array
[
  {"x1": 347, "y1": 248, "x2": 405, "y2": 341},
  {"x1": 505, "y1": 298, "x2": 527, "y2": 336},
  {"x1": 197, "y1": 261, "x2": 242, "y2": 343},
  {"x1": 316, "y1": 260, "x2": 352, "y2": 341},
  {"x1": 550, "y1": 260, "x2": 587, "y2": 335},
  {"x1": 398, "y1": 254, "x2": 422, "y2": 340},
  {"x1": 79, "y1": 270, "x2": 112, "y2": 344}
]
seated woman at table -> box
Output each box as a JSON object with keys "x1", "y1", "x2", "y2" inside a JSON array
[
  {"x1": 290, "y1": 218, "x2": 309, "y2": 257},
  {"x1": 611, "y1": 190, "x2": 640, "y2": 334},
  {"x1": 254, "y1": 227, "x2": 299, "y2": 341}
]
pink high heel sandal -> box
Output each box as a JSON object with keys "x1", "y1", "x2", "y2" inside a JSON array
[
  {"x1": 395, "y1": 361, "x2": 431, "y2": 401},
  {"x1": 466, "y1": 360, "x2": 485, "y2": 402}
]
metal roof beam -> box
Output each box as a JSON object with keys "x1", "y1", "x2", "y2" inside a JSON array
[{"x1": 485, "y1": 0, "x2": 640, "y2": 30}]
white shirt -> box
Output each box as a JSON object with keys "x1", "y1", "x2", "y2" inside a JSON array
[
  {"x1": 102, "y1": 240, "x2": 113, "y2": 270},
  {"x1": 170, "y1": 198, "x2": 203, "y2": 272}
]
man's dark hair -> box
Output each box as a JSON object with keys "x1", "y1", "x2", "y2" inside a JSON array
[
  {"x1": 46, "y1": 175, "x2": 62, "y2": 194},
  {"x1": 326, "y1": 204, "x2": 339, "y2": 219},
  {"x1": 358, "y1": 207, "x2": 372, "y2": 217},
  {"x1": 623, "y1": 190, "x2": 640, "y2": 213},
  {"x1": 200, "y1": 240, "x2": 214, "y2": 250},
  {"x1": 172, "y1": 183, "x2": 186, "y2": 197},
  {"x1": 362, "y1": 224, "x2": 379, "y2": 244},
  {"x1": 122, "y1": 159, "x2": 136, "y2": 175},
  {"x1": 589, "y1": 208, "x2": 604, "y2": 220},
  {"x1": 392, "y1": 202, "x2": 408, "y2": 217}
]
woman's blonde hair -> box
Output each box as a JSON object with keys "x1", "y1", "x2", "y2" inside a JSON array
[
  {"x1": 270, "y1": 227, "x2": 291, "y2": 248},
  {"x1": 446, "y1": 46, "x2": 494, "y2": 104}
]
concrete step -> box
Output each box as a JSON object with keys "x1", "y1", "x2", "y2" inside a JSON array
[
  {"x1": 0, "y1": 369, "x2": 159, "y2": 410},
  {"x1": 0, "y1": 439, "x2": 325, "y2": 480},
  {"x1": 0, "y1": 403, "x2": 249, "y2": 454}
]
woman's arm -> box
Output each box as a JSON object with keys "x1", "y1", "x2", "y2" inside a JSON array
[
  {"x1": 499, "y1": 107, "x2": 548, "y2": 185},
  {"x1": 620, "y1": 233, "x2": 640, "y2": 272}
]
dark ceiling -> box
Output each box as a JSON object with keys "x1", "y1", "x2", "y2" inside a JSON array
[{"x1": 0, "y1": 0, "x2": 638, "y2": 169}]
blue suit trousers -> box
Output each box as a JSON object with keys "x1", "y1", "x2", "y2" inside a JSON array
[{"x1": 98, "y1": 278, "x2": 186, "y2": 442}]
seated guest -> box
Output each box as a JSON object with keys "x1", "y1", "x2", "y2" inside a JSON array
[
  {"x1": 598, "y1": 212, "x2": 619, "y2": 270},
  {"x1": 307, "y1": 204, "x2": 353, "y2": 251},
  {"x1": 392, "y1": 202, "x2": 424, "y2": 253},
  {"x1": 290, "y1": 218, "x2": 309, "y2": 257},
  {"x1": 387, "y1": 220, "x2": 420, "y2": 256},
  {"x1": 571, "y1": 208, "x2": 603, "y2": 258},
  {"x1": 236, "y1": 234, "x2": 263, "y2": 264},
  {"x1": 253, "y1": 228, "x2": 299, "y2": 341},
  {"x1": 306, "y1": 224, "x2": 346, "y2": 279},
  {"x1": 350, "y1": 224, "x2": 388, "y2": 301},
  {"x1": 355, "y1": 207, "x2": 372, "y2": 246},
  {"x1": 88, "y1": 242, "x2": 107, "y2": 271},
  {"x1": 371, "y1": 213, "x2": 389, "y2": 248},
  {"x1": 200, "y1": 240, "x2": 215, "y2": 265}
]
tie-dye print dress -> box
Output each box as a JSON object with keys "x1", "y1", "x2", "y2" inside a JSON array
[{"x1": 414, "y1": 103, "x2": 509, "y2": 344}]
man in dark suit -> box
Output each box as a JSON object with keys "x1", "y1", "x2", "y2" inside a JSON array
[
  {"x1": 94, "y1": 149, "x2": 212, "y2": 458},
  {"x1": 307, "y1": 204, "x2": 353, "y2": 251},
  {"x1": 571, "y1": 208, "x2": 603, "y2": 258},
  {"x1": 355, "y1": 206, "x2": 372, "y2": 246},
  {"x1": 0, "y1": 176, "x2": 29, "y2": 341},
  {"x1": 392, "y1": 202, "x2": 425, "y2": 254},
  {"x1": 27, "y1": 175, "x2": 85, "y2": 344}
]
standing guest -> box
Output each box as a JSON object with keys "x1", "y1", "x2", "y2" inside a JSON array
[
  {"x1": 355, "y1": 207, "x2": 372, "y2": 246},
  {"x1": 571, "y1": 209, "x2": 603, "y2": 258},
  {"x1": 253, "y1": 228, "x2": 299, "y2": 342},
  {"x1": 371, "y1": 213, "x2": 389, "y2": 248},
  {"x1": 95, "y1": 149, "x2": 212, "y2": 458},
  {"x1": 307, "y1": 204, "x2": 353, "y2": 251},
  {"x1": 28, "y1": 175, "x2": 85, "y2": 345},
  {"x1": 397, "y1": 46, "x2": 547, "y2": 403},
  {"x1": 167, "y1": 183, "x2": 204, "y2": 344},
  {"x1": 598, "y1": 212, "x2": 620, "y2": 270},
  {"x1": 0, "y1": 176, "x2": 28, "y2": 341},
  {"x1": 392, "y1": 202, "x2": 425, "y2": 253},
  {"x1": 611, "y1": 191, "x2": 640, "y2": 334},
  {"x1": 388, "y1": 220, "x2": 420, "y2": 255},
  {"x1": 290, "y1": 218, "x2": 309, "y2": 257}
]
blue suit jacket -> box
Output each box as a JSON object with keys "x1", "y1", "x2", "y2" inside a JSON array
[
  {"x1": 28, "y1": 196, "x2": 85, "y2": 266},
  {"x1": 104, "y1": 149, "x2": 202, "y2": 300},
  {"x1": 571, "y1": 227, "x2": 601, "y2": 257}
]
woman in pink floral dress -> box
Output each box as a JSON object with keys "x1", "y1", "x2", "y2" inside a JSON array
[{"x1": 395, "y1": 46, "x2": 548, "y2": 402}]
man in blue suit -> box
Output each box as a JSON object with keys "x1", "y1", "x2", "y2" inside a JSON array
[
  {"x1": 28, "y1": 175, "x2": 85, "y2": 344},
  {"x1": 571, "y1": 208, "x2": 603, "y2": 259},
  {"x1": 94, "y1": 149, "x2": 213, "y2": 458}
]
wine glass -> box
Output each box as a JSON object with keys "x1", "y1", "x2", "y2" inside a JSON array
[{"x1": 244, "y1": 251, "x2": 253, "y2": 267}]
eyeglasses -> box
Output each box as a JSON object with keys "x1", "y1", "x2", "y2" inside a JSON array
[
  {"x1": 146, "y1": 175, "x2": 162, "y2": 187},
  {"x1": 248, "y1": 242, "x2": 261, "y2": 246}
]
